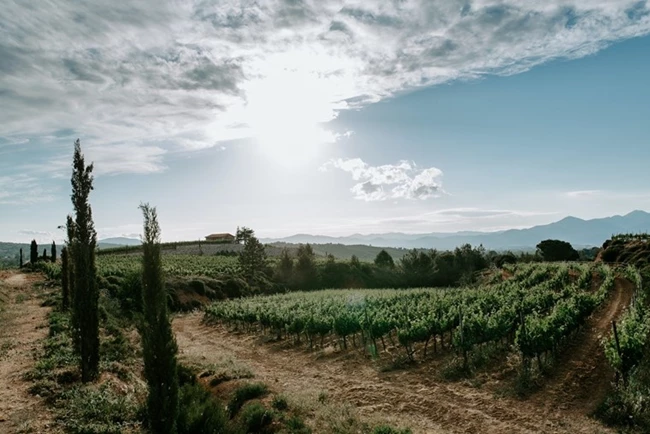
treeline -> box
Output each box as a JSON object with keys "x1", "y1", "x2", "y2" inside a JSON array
[{"x1": 235, "y1": 233, "x2": 592, "y2": 291}]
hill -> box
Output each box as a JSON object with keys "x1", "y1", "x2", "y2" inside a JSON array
[
  {"x1": 262, "y1": 210, "x2": 650, "y2": 250},
  {"x1": 98, "y1": 237, "x2": 141, "y2": 246}
]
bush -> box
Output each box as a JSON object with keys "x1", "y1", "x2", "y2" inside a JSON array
[
  {"x1": 372, "y1": 426, "x2": 412, "y2": 434},
  {"x1": 227, "y1": 382, "x2": 268, "y2": 417},
  {"x1": 58, "y1": 383, "x2": 140, "y2": 434},
  {"x1": 271, "y1": 394, "x2": 289, "y2": 411},
  {"x1": 240, "y1": 402, "x2": 274, "y2": 433},
  {"x1": 284, "y1": 415, "x2": 312, "y2": 434},
  {"x1": 177, "y1": 383, "x2": 229, "y2": 434}
]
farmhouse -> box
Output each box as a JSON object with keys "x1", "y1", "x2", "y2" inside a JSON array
[{"x1": 205, "y1": 233, "x2": 235, "y2": 242}]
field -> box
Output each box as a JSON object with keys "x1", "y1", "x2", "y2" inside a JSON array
[{"x1": 205, "y1": 263, "x2": 613, "y2": 366}]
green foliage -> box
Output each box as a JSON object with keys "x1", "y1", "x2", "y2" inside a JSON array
[
  {"x1": 57, "y1": 383, "x2": 141, "y2": 434},
  {"x1": 372, "y1": 426, "x2": 412, "y2": 434},
  {"x1": 536, "y1": 239, "x2": 579, "y2": 262},
  {"x1": 374, "y1": 250, "x2": 395, "y2": 268},
  {"x1": 139, "y1": 203, "x2": 179, "y2": 434},
  {"x1": 177, "y1": 383, "x2": 229, "y2": 434},
  {"x1": 235, "y1": 226, "x2": 255, "y2": 245},
  {"x1": 227, "y1": 382, "x2": 268, "y2": 417},
  {"x1": 206, "y1": 263, "x2": 609, "y2": 365},
  {"x1": 51, "y1": 240, "x2": 57, "y2": 262},
  {"x1": 238, "y1": 229, "x2": 268, "y2": 282},
  {"x1": 271, "y1": 394, "x2": 289, "y2": 411},
  {"x1": 70, "y1": 139, "x2": 100, "y2": 382},
  {"x1": 240, "y1": 402, "x2": 274, "y2": 433},
  {"x1": 61, "y1": 247, "x2": 69, "y2": 309},
  {"x1": 30, "y1": 239, "x2": 38, "y2": 266}
]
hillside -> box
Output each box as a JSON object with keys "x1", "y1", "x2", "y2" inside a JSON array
[{"x1": 263, "y1": 210, "x2": 650, "y2": 250}]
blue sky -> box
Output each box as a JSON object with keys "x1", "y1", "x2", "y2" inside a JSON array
[{"x1": 1, "y1": 1, "x2": 650, "y2": 243}]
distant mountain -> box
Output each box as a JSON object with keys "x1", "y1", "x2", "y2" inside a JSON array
[
  {"x1": 262, "y1": 210, "x2": 650, "y2": 251},
  {"x1": 98, "y1": 237, "x2": 141, "y2": 246}
]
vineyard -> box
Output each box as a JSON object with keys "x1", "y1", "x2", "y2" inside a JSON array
[
  {"x1": 205, "y1": 262, "x2": 615, "y2": 370},
  {"x1": 39, "y1": 254, "x2": 242, "y2": 280}
]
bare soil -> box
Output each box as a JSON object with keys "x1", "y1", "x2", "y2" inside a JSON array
[
  {"x1": 0, "y1": 270, "x2": 57, "y2": 433},
  {"x1": 173, "y1": 279, "x2": 634, "y2": 434}
]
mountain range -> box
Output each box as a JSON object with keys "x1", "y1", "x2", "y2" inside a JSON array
[{"x1": 261, "y1": 210, "x2": 650, "y2": 251}]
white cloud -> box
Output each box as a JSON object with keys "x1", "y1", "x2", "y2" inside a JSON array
[
  {"x1": 322, "y1": 158, "x2": 444, "y2": 200},
  {"x1": 1, "y1": 0, "x2": 649, "y2": 171},
  {"x1": 0, "y1": 175, "x2": 58, "y2": 205},
  {"x1": 565, "y1": 190, "x2": 603, "y2": 198}
]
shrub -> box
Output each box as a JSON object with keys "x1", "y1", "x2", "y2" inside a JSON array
[
  {"x1": 271, "y1": 394, "x2": 289, "y2": 411},
  {"x1": 372, "y1": 426, "x2": 413, "y2": 434},
  {"x1": 240, "y1": 402, "x2": 273, "y2": 433},
  {"x1": 227, "y1": 382, "x2": 268, "y2": 417},
  {"x1": 177, "y1": 383, "x2": 229, "y2": 434}
]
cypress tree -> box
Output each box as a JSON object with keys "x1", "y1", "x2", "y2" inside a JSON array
[
  {"x1": 66, "y1": 215, "x2": 76, "y2": 307},
  {"x1": 139, "y1": 203, "x2": 179, "y2": 434},
  {"x1": 19, "y1": 248, "x2": 23, "y2": 268},
  {"x1": 70, "y1": 139, "x2": 99, "y2": 382},
  {"x1": 42, "y1": 248, "x2": 48, "y2": 261},
  {"x1": 61, "y1": 247, "x2": 69, "y2": 309},
  {"x1": 30, "y1": 240, "x2": 38, "y2": 267},
  {"x1": 51, "y1": 241, "x2": 57, "y2": 263}
]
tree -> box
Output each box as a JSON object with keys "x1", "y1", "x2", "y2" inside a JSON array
[
  {"x1": 295, "y1": 244, "x2": 317, "y2": 288},
  {"x1": 61, "y1": 247, "x2": 70, "y2": 309},
  {"x1": 51, "y1": 241, "x2": 57, "y2": 263},
  {"x1": 19, "y1": 248, "x2": 23, "y2": 268},
  {"x1": 42, "y1": 248, "x2": 48, "y2": 261},
  {"x1": 65, "y1": 215, "x2": 76, "y2": 306},
  {"x1": 238, "y1": 229, "x2": 268, "y2": 282},
  {"x1": 139, "y1": 203, "x2": 179, "y2": 434},
  {"x1": 235, "y1": 226, "x2": 254, "y2": 244},
  {"x1": 275, "y1": 248, "x2": 294, "y2": 283},
  {"x1": 374, "y1": 250, "x2": 394, "y2": 268},
  {"x1": 30, "y1": 240, "x2": 38, "y2": 267},
  {"x1": 70, "y1": 139, "x2": 99, "y2": 382},
  {"x1": 536, "y1": 239, "x2": 579, "y2": 262},
  {"x1": 350, "y1": 254, "x2": 361, "y2": 268}
]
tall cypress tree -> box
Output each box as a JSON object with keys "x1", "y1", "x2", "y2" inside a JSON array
[
  {"x1": 19, "y1": 248, "x2": 23, "y2": 268},
  {"x1": 66, "y1": 215, "x2": 76, "y2": 307},
  {"x1": 51, "y1": 241, "x2": 57, "y2": 263},
  {"x1": 70, "y1": 139, "x2": 99, "y2": 382},
  {"x1": 30, "y1": 240, "x2": 38, "y2": 266},
  {"x1": 61, "y1": 247, "x2": 69, "y2": 309},
  {"x1": 139, "y1": 203, "x2": 179, "y2": 434}
]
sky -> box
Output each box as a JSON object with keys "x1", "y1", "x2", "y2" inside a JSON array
[{"x1": 1, "y1": 0, "x2": 650, "y2": 243}]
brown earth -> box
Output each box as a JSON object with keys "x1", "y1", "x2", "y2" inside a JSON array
[
  {"x1": 173, "y1": 279, "x2": 634, "y2": 434},
  {"x1": 0, "y1": 270, "x2": 57, "y2": 433}
]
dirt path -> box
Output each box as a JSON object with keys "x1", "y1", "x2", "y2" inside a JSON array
[
  {"x1": 174, "y1": 310, "x2": 615, "y2": 434},
  {"x1": 0, "y1": 270, "x2": 56, "y2": 433},
  {"x1": 527, "y1": 277, "x2": 634, "y2": 414}
]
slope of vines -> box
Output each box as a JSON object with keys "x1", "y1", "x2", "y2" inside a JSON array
[{"x1": 205, "y1": 263, "x2": 613, "y2": 366}]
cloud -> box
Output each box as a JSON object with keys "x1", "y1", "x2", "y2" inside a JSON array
[
  {"x1": 322, "y1": 158, "x2": 444, "y2": 200},
  {"x1": 0, "y1": 175, "x2": 58, "y2": 205},
  {"x1": 1, "y1": 0, "x2": 649, "y2": 171},
  {"x1": 565, "y1": 190, "x2": 603, "y2": 198}
]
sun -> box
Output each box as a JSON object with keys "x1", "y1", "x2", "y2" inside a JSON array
[{"x1": 241, "y1": 56, "x2": 347, "y2": 166}]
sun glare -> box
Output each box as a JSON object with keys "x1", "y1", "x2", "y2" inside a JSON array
[{"x1": 240, "y1": 50, "x2": 355, "y2": 166}]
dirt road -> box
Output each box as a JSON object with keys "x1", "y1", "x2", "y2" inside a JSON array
[
  {"x1": 173, "y1": 280, "x2": 630, "y2": 434},
  {"x1": 0, "y1": 271, "x2": 55, "y2": 433}
]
